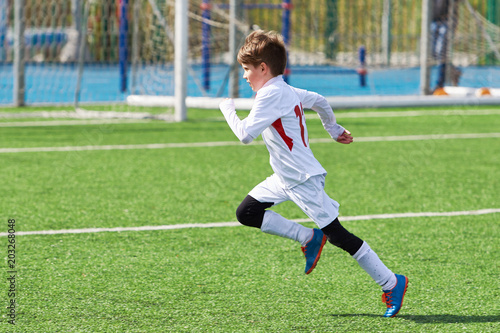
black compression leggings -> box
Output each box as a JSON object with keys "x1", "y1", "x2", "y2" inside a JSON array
[
  {"x1": 321, "y1": 218, "x2": 363, "y2": 255},
  {"x1": 235, "y1": 195, "x2": 364, "y2": 255},
  {"x1": 236, "y1": 195, "x2": 273, "y2": 228}
]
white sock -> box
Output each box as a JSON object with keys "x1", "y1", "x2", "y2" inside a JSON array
[
  {"x1": 261, "y1": 210, "x2": 314, "y2": 246},
  {"x1": 353, "y1": 241, "x2": 397, "y2": 291}
]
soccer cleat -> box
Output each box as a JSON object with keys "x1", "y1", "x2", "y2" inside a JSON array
[
  {"x1": 381, "y1": 274, "x2": 408, "y2": 318},
  {"x1": 301, "y1": 229, "x2": 327, "y2": 275}
]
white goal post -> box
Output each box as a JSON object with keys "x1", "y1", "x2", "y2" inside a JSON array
[{"x1": 174, "y1": 0, "x2": 187, "y2": 122}]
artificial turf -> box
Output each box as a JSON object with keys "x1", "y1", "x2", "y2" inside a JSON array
[{"x1": 0, "y1": 105, "x2": 499, "y2": 332}]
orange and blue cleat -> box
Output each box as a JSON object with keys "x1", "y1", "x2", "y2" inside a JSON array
[
  {"x1": 382, "y1": 274, "x2": 408, "y2": 317},
  {"x1": 301, "y1": 229, "x2": 327, "y2": 275}
]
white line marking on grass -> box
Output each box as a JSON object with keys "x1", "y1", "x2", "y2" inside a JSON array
[
  {"x1": 0, "y1": 110, "x2": 171, "y2": 121},
  {"x1": 0, "y1": 119, "x2": 152, "y2": 127},
  {"x1": 153, "y1": 109, "x2": 500, "y2": 123},
  {"x1": 1, "y1": 132, "x2": 499, "y2": 154},
  {"x1": 3, "y1": 208, "x2": 499, "y2": 237},
  {"x1": 327, "y1": 108, "x2": 500, "y2": 119},
  {"x1": 293, "y1": 208, "x2": 500, "y2": 222},
  {"x1": 0, "y1": 222, "x2": 242, "y2": 236},
  {"x1": 1, "y1": 108, "x2": 498, "y2": 127},
  {"x1": 0, "y1": 141, "x2": 243, "y2": 153},
  {"x1": 315, "y1": 132, "x2": 500, "y2": 143}
]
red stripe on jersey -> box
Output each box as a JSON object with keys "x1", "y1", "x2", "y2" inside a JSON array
[
  {"x1": 294, "y1": 104, "x2": 308, "y2": 147},
  {"x1": 272, "y1": 118, "x2": 294, "y2": 151}
]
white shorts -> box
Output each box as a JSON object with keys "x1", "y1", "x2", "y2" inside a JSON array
[{"x1": 248, "y1": 174, "x2": 340, "y2": 229}]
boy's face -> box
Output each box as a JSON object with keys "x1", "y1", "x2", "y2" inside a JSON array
[{"x1": 241, "y1": 62, "x2": 269, "y2": 92}]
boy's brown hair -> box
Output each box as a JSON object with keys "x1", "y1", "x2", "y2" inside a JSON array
[{"x1": 237, "y1": 30, "x2": 287, "y2": 76}]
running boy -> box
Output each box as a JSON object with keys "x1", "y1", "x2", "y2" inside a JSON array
[{"x1": 219, "y1": 30, "x2": 407, "y2": 318}]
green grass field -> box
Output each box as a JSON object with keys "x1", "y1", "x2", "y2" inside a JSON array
[{"x1": 1, "y1": 105, "x2": 499, "y2": 332}]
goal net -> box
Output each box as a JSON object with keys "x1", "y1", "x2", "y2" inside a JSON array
[
  {"x1": 127, "y1": 0, "x2": 500, "y2": 111},
  {"x1": 127, "y1": 0, "x2": 248, "y2": 103},
  {"x1": 423, "y1": 0, "x2": 500, "y2": 95}
]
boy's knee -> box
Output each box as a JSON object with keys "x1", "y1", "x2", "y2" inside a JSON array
[
  {"x1": 236, "y1": 195, "x2": 273, "y2": 228},
  {"x1": 322, "y1": 218, "x2": 363, "y2": 256}
]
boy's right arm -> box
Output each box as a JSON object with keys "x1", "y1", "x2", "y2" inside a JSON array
[{"x1": 219, "y1": 99, "x2": 255, "y2": 144}]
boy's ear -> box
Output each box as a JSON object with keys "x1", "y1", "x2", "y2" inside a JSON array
[{"x1": 260, "y1": 62, "x2": 269, "y2": 74}]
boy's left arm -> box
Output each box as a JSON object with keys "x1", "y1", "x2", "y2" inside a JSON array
[
  {"x1": 336, "y1": 129, "x2": 353, "y2": 144},
  {"x1": 295, "y1": 89, "x2": 353, "y2": 144}
]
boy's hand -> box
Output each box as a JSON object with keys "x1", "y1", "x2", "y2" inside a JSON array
[
  {"x1": 219, "y1": 98, "x2": 234, "y2": 108},
  {"x1": 219, "y1": 98, "x2": 235, "y2": 115},
  {"x1": 336, "y1": 130, "x2": 353, "y2": 144}
]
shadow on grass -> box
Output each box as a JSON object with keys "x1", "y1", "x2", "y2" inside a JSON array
[{"x1": 330, "y1": 313, "x2": 500, "y2": 323}]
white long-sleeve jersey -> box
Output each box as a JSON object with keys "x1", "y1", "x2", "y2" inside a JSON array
[{"x1": 220, "y1": 75, "x2": 345, "y2": 189}]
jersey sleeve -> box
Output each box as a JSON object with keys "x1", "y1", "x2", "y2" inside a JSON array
[
  {"x1": 219, "y1": 99, "x2": 254, "y2": 144},
  {"x1": 292, "y1": 87, "x2": 346, "y2": 140},
  {"x1": 241, "y1": 88, "x2": 281, "y2": 139}
]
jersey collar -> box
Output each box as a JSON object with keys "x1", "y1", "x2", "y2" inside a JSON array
[{"x1": 261, "y1": 75, "x2": 284, "y2": 89}]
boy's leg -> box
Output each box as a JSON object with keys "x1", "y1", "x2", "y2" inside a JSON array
[
  {"x1": 322, "y1": 218, "x2": 407, "y2": 317},
  {"x1": 285, "y1": 175, "x2": 397, "y2": 290},
  {"x1": 261, "y1": 210, "x2": 314, "y2": 246},
  {"x1": 236, "y1": 195, "x2": 324, "y2": 274},
  {"x1": 239, "y1": 175, "x2": 316, "y2": 245},
  {"x1": 236, "y1": 195, "x2": 313, "y2": 246},
  {"x1": 321, "y1": 218, "x2": 396, "y2": 290},
  {"x1": 237, "y1": 175, "x2": 326, "y2": 274},
  {"x1": 259, "y1": 210, "x2": 326, "y2": 275},
  {"x1": 235, "y1": 195, "x2": 273, "y2": 228}
]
